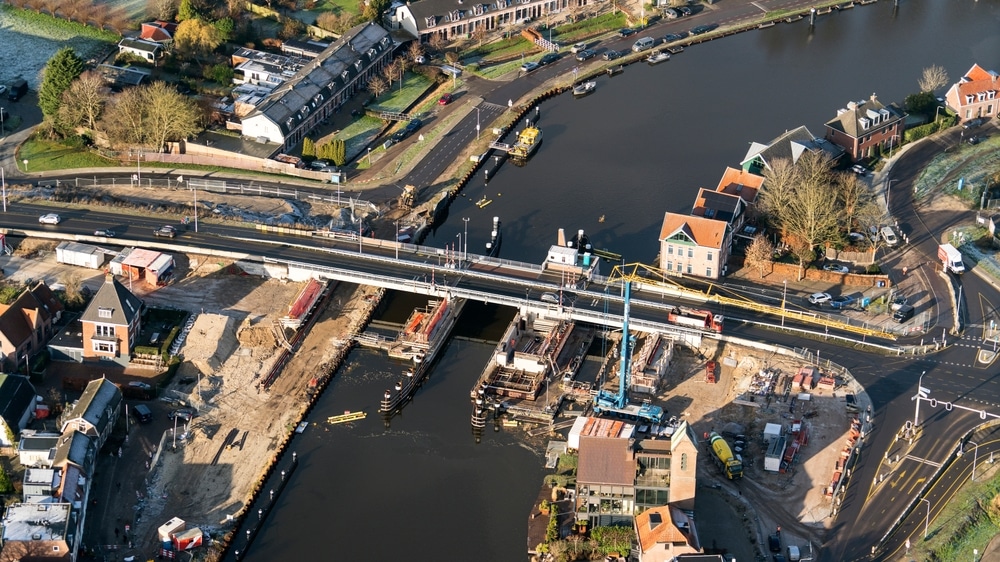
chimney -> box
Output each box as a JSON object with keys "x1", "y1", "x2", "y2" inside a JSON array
[
  {"x1": 871, "y1": 92, "x2": 877, "y2": 103},
  {"x1": 557, "y1": 228, "x2": 566, "y2": 247}
]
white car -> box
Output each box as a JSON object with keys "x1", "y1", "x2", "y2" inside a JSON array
[
  {"x1": 520, "y1": 61, "x2": 540, "y2": 72},
  {"x1": 822, "y1": 263, "x2": 850, "y2": 274},
  {"x1": 850, "y1": 164, "x2": 868, "y2": 176},
  {"x1": 38, "y1": 213, "x2": 61, "y2": 225},
  {"x1": 571, "y1": 42, "x2": 587, "y2": 53},
  {"x1": 807, "y1": 292, "x2": 832, "y2": 305}
]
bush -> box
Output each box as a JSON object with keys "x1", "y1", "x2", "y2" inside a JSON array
[{"x1": 866, "y1": 264, "x2": 882, "y2": 274}]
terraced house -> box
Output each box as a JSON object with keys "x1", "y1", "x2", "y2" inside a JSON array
[
  {"x1": 944, "y1": 63, "x2": 1000, "y2": 123},
  {"x1": 388, "y1": 0, "x2": 589, "y2": 43}
]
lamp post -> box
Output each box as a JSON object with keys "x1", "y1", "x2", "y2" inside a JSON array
[
  {"x1": 913, "y1": 371, "x2": 927, "y2": 430},
  {"x1": 463, "y1": 217, "x2": 469, "y2": 261},
  {"x1": 935, "y1": 105, "x2": 944, "y2": 124},
  {"x1": 455, "y1": 233, "x2": 461, "y2": 266},
  {"x1": 1, "y1": 167, "x2": 6, "y2": 213},
  {"x1": 920, "y1": 497, "x2": 931, "y2": 539},
  {"x1": 130, "y1": 148, "x2": 144, "y2": 183},
  {"x1": 782, "y1": 280, "x2": 788, "y2": 327}
]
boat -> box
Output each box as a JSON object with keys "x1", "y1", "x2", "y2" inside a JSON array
[
  {"x1": 607, "y1": 65, "x2": 624, "y2": 77},
  {"x1": 647, "y1": 51, "x2": 670, "y2": 65},
  {"x1": 328, "y1": 410, "x2": 367, "y2": 424},
  {"x1": 295, "y1": 421, "x2": 308, "y2": 433},
  {"x1": 666, "y1": 45, "x2": 684, "y2": 54},
  {"x1": 476, "y1": 195, "x2": 493, "y2": 208},
  {"x1": 508, "y1": 126, "x2": 542, "y2": 159},
  {"x1": 572, "y1": 80, "x2": 596, "y2": 97}
]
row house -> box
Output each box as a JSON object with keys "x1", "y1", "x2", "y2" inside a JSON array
[
  {"x1": 741, "y1": 125, "x2": 845, "y2": 175},
  {"x1": 388, "y1": 0, "x2": 589, "y2": 44},
  {"x1": 231, "y1": 48, "x2": 311, "y2": 89},
  {"x1": 824, "y1": 94, "x2": 906, "y2": 162},
  {"x1": 634, "y1": 505, "x2": 702, "y2": 562},
  {"x1": 240, "y1": 22, "x2": 394, "y2": 154},
  {"x1": 0, "y1": 282, "x2": 63, "y2": 373},
  {"x1": 945, "y1": 64, "x2": 1000, "y2": 124}
]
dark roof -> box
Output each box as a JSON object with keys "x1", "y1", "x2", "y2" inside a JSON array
[
  {"x1": 62, "y1": 378, "x2": 122, "y2": 438},
  {"x1": 80, "y1": 275, "x2": 143, "y2": 326},
  {"x1": 402, "y1": 0, "x2": 537, "y2": 31},
  {"x1": 249, "y1": 22, "x2": 392, "y2": 137},
  {"x1": 692, "y1": 189, "x2": 743, "y2": 223},
  {"x1": 577, "y1": 436, "x2": 634, "y2": 486},
  {"x1": 742, "y1": 125, "x2": 844, "y2": 170},
  {"x1": 282, "y1": 38, "x2": 330, "y2": 58},
  {"x1": 52, "y1": 430, "x2": 96, "y2": 474},
  {"x1": 0, "y1": 374, "x2": 34, "y2": 430},
  {"x1": 19, "y1": 434, "x2": 59, "y2": 453},
  {"x1": 119, "y1": 37, "x2": 162, "y2": 53},
  {"x1": 825, "y1": 95, "x2": 905, "y2": 139}
]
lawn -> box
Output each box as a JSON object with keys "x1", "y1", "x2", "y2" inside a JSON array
[{"x1": 16, "y1": 138, "x2": 116, "y2": 172}]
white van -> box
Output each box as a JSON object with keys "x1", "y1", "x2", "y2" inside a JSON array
[
  {"x1": 632, "y1": 37, "x2": 655, "y2": 52},
  {"x1": 881, "y1": 226, "x2": 899, "y2": 246}
]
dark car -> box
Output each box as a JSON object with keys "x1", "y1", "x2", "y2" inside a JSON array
[
  {"x1": 153, "y1": 225, "x2": 177, "y2": 238},
  {"x1": 768, "y1": 533, "x2": 781, "y2": 553},
  {"x1": 968, "y1": 135, "x2": 981, "y2": 145},
  {"x1": 603, "y1": 49, "x2": 623, "y2": 61},
  {"x1": 663, "y1": 32, "x2": 687, "y2": 42},
  {"x1": 619, "y1": 27, "x2": 638, "y2": 37},
  {"x1": 391, "y1": 128, "x2": 411, "y2": 142},
  {"x1": 677, "y1": 5, "x2": 692, "y2": 16},
  {"x1": 575, "y1": 49, "x2": 597, "y2": 61},
  {"x1": 893, "y1": 304, "x2": 915, "y2": 323},
  {"x1": 405, "y1": 118, "x2": 422, "y2": 133},
  {"x1": 539, "y1": 53, "x2": 560, "y2": 65},
  {"x1": 963, "y1": 118, "x2": 983, "y2": 129},
  {"x1": 691, "y1": 23, "x2": 719, "y2": 35}
]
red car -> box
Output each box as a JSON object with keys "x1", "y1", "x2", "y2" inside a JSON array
[{"x1": 438, "y1": 93, "x2": 454, "y2": 105}]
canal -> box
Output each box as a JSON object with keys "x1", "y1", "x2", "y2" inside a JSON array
[{"x1": 244, "y1": 3, "x2": 1000, "y2": 560}]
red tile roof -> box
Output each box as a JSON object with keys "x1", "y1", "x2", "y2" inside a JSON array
[
  {"x1": 715, "y1": 167, "x2": 763, "y2": 203},
  {"x1": 635, "y1": 505, "x2": 698, "y2": 553},
  {"x1": 659, "y1": 212, "x2": 727, "y2": 250},
  {"x1": 956, "y1": 64, "x2": 1000, "y2": 104}
]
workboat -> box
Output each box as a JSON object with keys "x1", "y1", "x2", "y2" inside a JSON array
[
  {"x1": 508, "y1": 126, "x2": 542, "y2": 159},
  {"x1": 647, "y1": 51, "x2": 670, "y2": 64},
  {"x1": 572, "y1": 80, "x2": 596, "y2": 97},
  {"x1": 666, "y1": 45, "x2": 684, "y2": 54}
]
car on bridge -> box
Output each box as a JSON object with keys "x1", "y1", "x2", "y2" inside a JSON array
[
  {"x1": 38, "y1": 213, "x2": 61, "y2": 225},
  {"x1": 807, "y1": 292, "x2": 832, "y2": 305},
  {"x1": 154, "y1": 225, "x2": 177, "y2": 238}
]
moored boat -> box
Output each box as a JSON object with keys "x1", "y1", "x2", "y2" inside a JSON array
[
  {"x1": 508, "y1": 126, "x2": 542, "y2": 159},
  {"x1": 572, "y1": 80, "x2": 596, "y2": 97},
  {"x1": 666, "y1": 45, "x2": 684, "y2": 54},
  {"x1": 647, "y1": 51, "x2": 670, "y2": 64}
]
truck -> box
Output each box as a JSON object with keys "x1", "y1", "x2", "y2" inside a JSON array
[
  {"x1": 710, "y1": 432, "x2": 743, "y2": 479},
  {"x1": 667, "y1": 307, "x2": 724, "y2": 333},
  {"x1": 938, "y1": 243, "x2": 965, "y2": 274}
]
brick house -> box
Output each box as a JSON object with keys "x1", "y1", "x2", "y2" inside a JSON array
[
  {"x1": 59, "y1": 378, "x2": 122, "y2": 451},
  {"x1": 944, "y1": 64, "x2": 1000, "y2": 124},
  {"x1": 634, "y1": 505, "x2": 702, "y2": 562},
  {"x1": 80, "y1": 275, "x2": 143, "y2": 365},
  {"x1": 387, "y1": 0, "x2": 589, "y2": 44},
  {"x1": 824, "y1": 94, "x2": 906, "y2": 161},
  {"x1": 658, "y1": 213, "x2": 728, "y2": 280},
  {"x1": 0, "y1": 282, "x2": 63, "y2": 372}
]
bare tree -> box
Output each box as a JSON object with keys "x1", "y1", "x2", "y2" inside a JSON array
[
  {"x1": 382, "y1": 58, "x2": 401, "y2": 87},
  {"x1": 835, "y1": 171, "x2": 871, "y2": 232},
  {"x1": 58, "y1": 71, "x2": 107, "y2": 131},
  {"x1": 919, "y1": 64, "x2": 949, "y2": 94},
  {"x1": 58, "y1": 271, "x2": 86, "y2": 307},
  {"x1": 107, "y1": 5, "x2": 130, "y2": 33},
  {"x1": 757, "y1": 158, "x2": 798, "y2": 236},
  {"x1": 428, "y1": 32, "x2": 446, "y2": 53},
  {"x1": 143, "y1": 81, "x2": 202, "y2": 152},
  {"x1": 367, "y1": 76, "x2": 388, "y2": 98},
  {"x1": 147, "y1": 0, "x2": 177, "y2": 21},
  {"x1": 407, "y1": 41, "x2": 425, "y2": 62},
  {"x1": 472, "y1": 23, "x2": 488, "y2": 49},
  {"x1": 744, "y1": 234, "x2": 774, "y2": 278},
  {"x1": 101, "y1": 87, "x2": 147, "y2": 147}
]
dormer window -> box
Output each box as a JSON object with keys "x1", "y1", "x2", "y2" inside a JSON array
[
  {"x1": 450, "y1": 9, "x2": 462, "y2": 20},
  {"x1": 341, "y1": 70, "x2": 349, "y2": 80},
  {"x1": 354, "y1": 60, "x2": 363, "y2": 71},
  {"x1": 966, "y1": 94, "x2": 975, "y2": 104},
  {"x1": 426, "y1": 15, "x2": 437, "y2": 27},
  {"x1": 98, "y1": 307, "x2": 112, "y2": 319},
  {"x1": 858, "y1": 117, "x2": 871, "y2": 130}
]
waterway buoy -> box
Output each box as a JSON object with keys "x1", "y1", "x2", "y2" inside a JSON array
[
  {"x1": 395, "y1": 381, "x2": 403, "y2": 391},
  {"x1": 384, "y1": 390, "x2": 391, "y2": 400}
]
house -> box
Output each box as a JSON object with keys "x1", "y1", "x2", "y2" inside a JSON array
[
  {"x1": 96, "y1": 64, "x2": 150, "y2": 90},
  {"x1": 944, "y1": 64, "x2": 1000, "y2": 123},
  {"x1": 117, "y1": 37, "x2": 163, "y2": 62},
  {"x1": 22, "y1": 467, "x2": 58, "y2": 503},
  {"x1": 633, "y1": 422, "x2": 699, "y2": 511},
  {"x1": 387, "y1": 0, "x2": 587, "y2": 43},
  {"x1": 51, "y1": 431, "x2": 97, "y2": 477},
  {"x1": 577, "y1": 435, "x2": 635, "y2": 527},
  {"x1": 715, "y1": 167, "x2": 763, "y2": 205},
  {"x1": 230, "y1": 48, "x2": 311, "y2": 89},
  {"x1": 79, "y1": 275, "x2": 143, "y2": 365},
  {"x1": 59, "y1": 378, "x2": 121, "y2": 451},
  {"x1": 239, "y1": 22, "x2": 393, "y2": 154},
  {"x1": 658, "y1": 213, "x2": 728, "y2": 280},
  {"x1": 741, "y1": 125, "x2": 845, "y2": 175},
  {"x1": 634, "y1": 505, "x2": 702, "y2": 562},
  {"x1": 824, "y1": 94, "x2": 906, "y2": 161},
  {"x1": 18, "y1": 431, "x2": 59, "y2": 467},
  {"x1": 0, "y1": 282, "x2": 63, "y2": 372},
  {"x1": 0, "y1": 502, "x2": 76, "y2": 562},
  {"x1": 139, "y1": 20, "x2": 177, "y2": 44},
  {"x1": 690, "y1": 189, "x2": 746, "y2": 252},
  {"x1": 281, "y1": 38, "x2": 331, "y2": 59},
  {"x1": 0, "y1": 374, "x2": 37, "y2": 446}
]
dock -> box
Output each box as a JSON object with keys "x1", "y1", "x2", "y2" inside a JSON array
[{"x1": 328, "y1": 411, "x2": 366, "y2": 424}]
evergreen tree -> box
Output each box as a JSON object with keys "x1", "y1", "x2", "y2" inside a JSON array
[
  {"x1": 331, "y1": 139, "x2": 346, "y2": 166},
  {"x1": 38, "y1": 47, "x2": 85, "y2": 119},
  {"x1": 176, "y1": 0, "x2": 199, "y2": 21},
  {"x1": 302, "y1": 137, "x2": 315, "y2": 158}
]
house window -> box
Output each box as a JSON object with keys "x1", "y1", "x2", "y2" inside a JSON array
[
  {"x1": 665, "y1": 261, "x2": 673, "y2": 271},
  {"x1": 95, "y1": 325, "x2": 115, "y2": 338},
  {"x1": 681, "y1": 453, "x2": 688, "y2": 471},
  {"x1": 687, "y1": 248, "x2": 693, "y2": 258},
  {"x1": 98, "y1": 307, "x2": 113, "y2": 319},
  {"x1": 706, "y1": 267, "x2": 713, "y2": 277},
  {"x1": 686, "y1": 263, "x2": 693, "y2": 274},
  {"x1": 93, "y1": 341, "x2": 116, "y2": 354},
  {"x1": 707, "y1": 252, "x2": 713, "y2": 262},
  {"x1": 667, "y1": 245, "x2": 673, "y2": 255},
  {"x1": 676, "y1": 262, "x2": 683, "y2": 272}
]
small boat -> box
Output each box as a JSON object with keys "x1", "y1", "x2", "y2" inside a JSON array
[
  {"x1": 572, "y1": 80, "x2": 596, "y2": 97},
  {"x1": 295, "y1": 421, "x2": 308, "y2": 434},
  {"x1": 666, "y1": 46, "x2": 684, "y2": 54},
  {"x1": 508, "y1": 126, "x2": 542, "y2": 160},
  {"x1": 607, "y1": 65, "x2": 624, "y2": 77},
  {"x1": 647, "y1": 51, "x2": 670, "y2": 65},
  {"x1": 476, "y1": 195, "x2": 493, "y2": 208},
  {"x1": 328, "y1": 410, "x2": 367, "y2": 424}
]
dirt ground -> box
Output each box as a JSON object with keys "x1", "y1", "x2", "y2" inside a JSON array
[{"x1": 661, "y1": 339, "x2": 861, "y2": 559}]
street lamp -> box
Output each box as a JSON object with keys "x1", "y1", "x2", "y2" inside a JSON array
[
  {"x1": 129, "y1": 148, "x2": 144, "y2": 183},
  {"x1": 782, "y1": 280, "x2": 787, "y2": 327},
  {"x1": 455, "y1": 233, "x2": 461, "y2": 266},
  {"x1": 935, "y1": 105, "x2": 944, "y2": 124},
  {"x1": 920, "y1": 497, "x2": 930, "y2": 539},
  {"x1": 463, "y1": 217, "x2": 469, "y2": 261}
]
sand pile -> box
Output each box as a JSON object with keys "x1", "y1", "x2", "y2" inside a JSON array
[
  {"x1": 237, "y1": 317, "x2": 278, "y2": 348},
  {"x1": 179, "y1": 314, "x2": 239, "y2": 375}
]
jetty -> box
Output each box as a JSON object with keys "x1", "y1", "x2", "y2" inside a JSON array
[{"x1": 328, "y1": 411, "x2": 367, "y2": 424}]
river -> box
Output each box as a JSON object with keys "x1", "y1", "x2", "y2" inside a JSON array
[{"x1": 243, "y1": 3, "x2": 1000, "y2": 560}]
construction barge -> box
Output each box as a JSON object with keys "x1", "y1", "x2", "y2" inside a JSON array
[{"x1": 375, "y1": 297, "x2": 465, "y2": 418}]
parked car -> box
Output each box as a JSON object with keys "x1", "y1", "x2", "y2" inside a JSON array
[
  {"x1": 437, "y1": 93, "x2": 454, "y2": 105},
  {"x1": 571, "y1": 42, "x2": 588, "y2": 53},
  {"x1": 575, "y1": 49, "x2": 597, "y2": 61},
  {"x1": 677, "y1": 5, "x2": 692, "y2": 16},
  {"x1": 94, "y1": 229, "x2": 116, "y2": 237},
  {"x1": 0, "y1": 85, "x2": 6, "y2": 97},
  {"x1": 539, "y1": 53, "x2": 560, "y2": 65},
  {"x1": 619, "y1": 27, "x2": 638, "y2": 37},
  {"x1": 691, "y1": 23, "x2": 719, "y2": 35},
  {"x1": 850, "y1": 164, "x2": 869, "y2": 175},
  {"x1": 128, "y1": 381, "x2": 152, "y2": 390},
  {"x1": 414, "y1": 55, "x2": 427, "y2": 64},
  {"x1": 391, "y1": 128, "x2": 411, "y2": 142},
  {"x1": 405, "y1": 118, "x2": 422, "y2": 133},
  {"x1": 881, "y1": 226, "x2": 899, "y2": 246},
  {"x1": 309, "y1": 160, "x2": 332, "y2": 170},
  {"x1": 663, "y1": 8, "x2": 679, "y2": 19},
  {"x1": 893, "y1": 304, "x2": 915, "y2": 323},
  {"x1": 823, "y1": 263, "x2": 850, "y2": 274},
  {"x1": 830, "y1": 295, "x2": 856, "y2": 309},
  {"x1": 168, "y1": 407, "x2": 198, "y2": 421},
  {"x1": 38, "y1": 213, "x2": 61, "y2": 225},
  {"x1": 154, "y1": 225, "x2": 177, "y2": 238},
  {"x1": 520, "y1": 61, "x2": 540, "y2": 72},
  {"x1": 663, "y1": 32, "x2": 687, "y2": 42},
  {"x1": 968, "y1": 135, "x2": 981, "y2": 145},
  {"x1": 807, "y1": 292, "x2": 832, "y2": 305},
  {"x1": 768, "y1": 533, "x2": 781, "y2": 553},
  {"x1": 848, "y1": 232, "x2": 867, "y2": 245},
  {"x1": 603, "y1": 49, "x2": 623, "y2": 61},
  {"x1": 963, "y1": 118, "x2": 983, "y2": 129}
]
